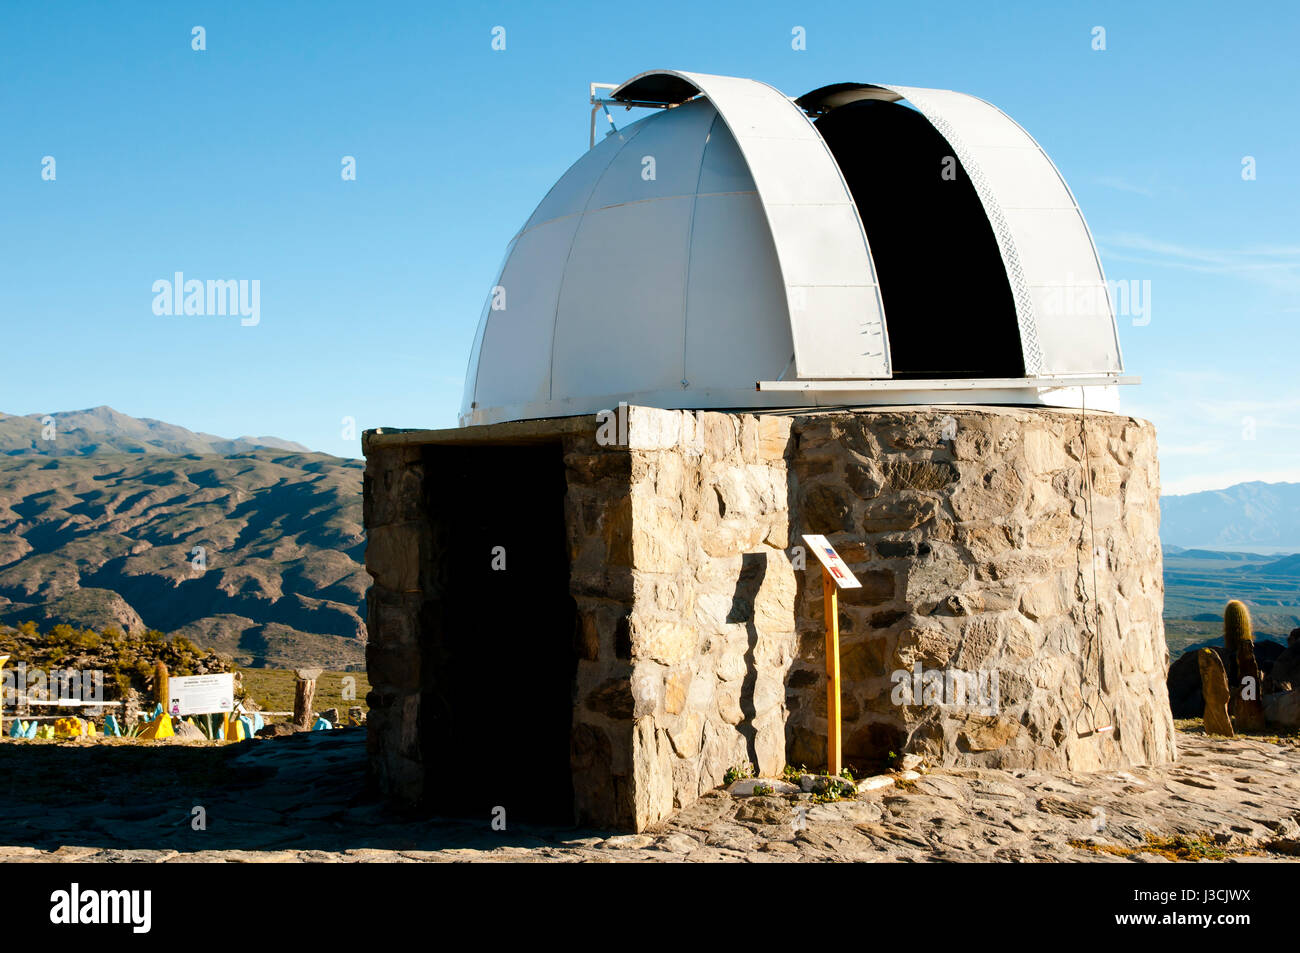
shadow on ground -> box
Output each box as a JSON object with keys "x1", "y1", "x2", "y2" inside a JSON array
[{"x1": 0, "y1": 730, "x2": 608, "y2": 856}]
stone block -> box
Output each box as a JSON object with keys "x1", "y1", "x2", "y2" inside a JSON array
[
  {"x1": 364, "y1": 522, "x2": 422, "y2": 592},
  {"x1": 861, "y1": 495, "x2": 938, "y2": 532},
  {"x1": 627, "y1": 405, "x2": 682, "y2": 451},
  {"x1": 630, "y1": 618, "x2": 696, "y2": 666},
  {"x1": 957, "y1": 714, "x2": 1021, "y2": 752}
]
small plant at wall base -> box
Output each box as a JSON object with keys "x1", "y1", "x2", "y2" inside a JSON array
[
  {"x1": 724, "y1": 763, "x2": 754, "y2": 785},
  {"x1": 811, "y1": 777, "x2": 856, "y2": 803}
]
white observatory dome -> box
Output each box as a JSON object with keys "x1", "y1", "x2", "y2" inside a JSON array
[{"x1": 460, "y1": 70, "x2": 1130, "y2": 427}]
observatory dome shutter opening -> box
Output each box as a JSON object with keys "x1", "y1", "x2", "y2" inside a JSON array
[{"x1": 811, "y1": 97, "x2": 1025, "y2": 380}]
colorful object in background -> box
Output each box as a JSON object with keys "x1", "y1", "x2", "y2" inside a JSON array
[
  {"x1": 53, "y1": 716, "x2": 89, "y2": 737},
  {"x1": 137, "y1": 713, "x2": 174, "y2": 740},
  {"x1": 0, "y1": 703, "x2": 272, "y2": 744},
  {"x1": 312, "y1": 716, "x2": 333, "y2": 730},
  {"x1": 0, "y1": 654, "x2": 8, "y2": 737}
]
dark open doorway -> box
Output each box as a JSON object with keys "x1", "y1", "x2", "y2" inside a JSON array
[
  {"x1": 419, "y1": 442, "x2": 577, "y2": 824},
  {"x1": 814, "y1": 99, "x2": 1025, "y2": 379}
]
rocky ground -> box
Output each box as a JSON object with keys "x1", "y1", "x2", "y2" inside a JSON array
[{"x1": 2, "y1": 728, "x2": 1299, "y2": 863}]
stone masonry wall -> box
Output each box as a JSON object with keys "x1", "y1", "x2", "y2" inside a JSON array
[
  {"x1": 363, "y1": 442, "x2": 430, "y2": 808},
  {"x1": 784, "y1": 407, "x2": 1175, "y2": 774},
  {"x1": 364, "y1": 411, "x2": 802, "y2": 831},
  {"x1": 615, "y1": 408, "x2": 798, "y2": 830},
  {"x1": 364, "y1": 403, "x2": 1174, "y2": 833}
]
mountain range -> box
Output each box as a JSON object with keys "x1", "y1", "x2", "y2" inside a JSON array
[
  {"x1": 0, "y1": 406, "x2": 310, "y2": 457},
  {"x1": 0, "y1": 408, "x2": 365, "y2": 669},
  {"x1": 1160, "y1": 481, "x2": 1300, "y2": 553}
]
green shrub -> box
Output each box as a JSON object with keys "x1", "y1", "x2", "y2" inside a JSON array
[{"x1": 723, "y1": 763, "x2": 754, "y2": 785}]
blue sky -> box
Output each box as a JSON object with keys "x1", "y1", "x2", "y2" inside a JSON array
[{"x1": 1, "y1": 0, "x2": 1296, "y2": 494}]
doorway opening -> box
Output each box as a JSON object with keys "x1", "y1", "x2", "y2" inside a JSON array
[{"x1": 419, "y1": 442, "x2": 578, "y2": 823}]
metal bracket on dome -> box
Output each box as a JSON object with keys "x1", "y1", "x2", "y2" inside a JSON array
[{"x1": 589, "y1": 81, "x2": 673, "y2": 148}]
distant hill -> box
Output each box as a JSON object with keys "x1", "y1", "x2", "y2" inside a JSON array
[
  {"x1": 1162, "y1": 547, "x2": 1300, "y2": 657},
  {"x1": 1161, "y1": 545, "x2": 1274, "y2": 562},
  {"x1": 0, "y1": 406, "x2": 310, "y2": 457},
  {"x1": 0, "y1": 409, "x2": 364, "y2": 669},
  {"x1": 1247, "y1": 552, "x2": 1300, "y2": 577},
  {"x1": 1161, "y1": 481, "x2": 1300, "y2": 552},
  {"x1": 1159, "y1": 482, "x2": 1300, "y2": 655}
]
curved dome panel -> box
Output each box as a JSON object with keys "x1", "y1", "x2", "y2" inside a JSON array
[
  {"x1": 612, "y1": 70, "x2": 890, "y2": 382},
  {"x1": 461, "y1": 97, "x2": 796, "y2": 426}
]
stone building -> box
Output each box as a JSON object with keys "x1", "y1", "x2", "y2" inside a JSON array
[{"x1": 363, "y1": 70, "x2": 1175, "y2": 831}]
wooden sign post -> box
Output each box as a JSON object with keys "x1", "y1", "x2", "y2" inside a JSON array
[{"x1": 802, "y1": 535, "x2": 861, "y2": 776}]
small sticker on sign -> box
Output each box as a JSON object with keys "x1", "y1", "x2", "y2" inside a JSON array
[{"x1": 801, "y1": 534, "x2": 862, "y2": 589}]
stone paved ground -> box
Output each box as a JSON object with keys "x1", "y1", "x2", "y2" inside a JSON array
[{"x1": 2, "y1": 728, "x2": 1299, "y2": 862}]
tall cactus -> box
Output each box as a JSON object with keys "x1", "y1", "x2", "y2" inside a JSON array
[
  {"x1": 154, "y1": 660, "x2": 170, "y2": 709},
  {"x1": 1223, "y1": 602, "x2": 1244, "y2": 684},
  {"x1": 1224, "y1": 600, "x2": 1265, "y2": 732}
]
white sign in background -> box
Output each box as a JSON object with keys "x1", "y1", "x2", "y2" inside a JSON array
[{"x1": 168, "y1": 673, "x2": 234, "y2": 716}]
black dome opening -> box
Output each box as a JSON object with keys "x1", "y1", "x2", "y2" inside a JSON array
[{"x1": 814, "y1": 99, "x2": 1025, "y2": 379}]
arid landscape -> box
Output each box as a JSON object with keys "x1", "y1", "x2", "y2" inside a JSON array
[{"x1": 0, "y1": 408, "x2": 366, "y2": 669}]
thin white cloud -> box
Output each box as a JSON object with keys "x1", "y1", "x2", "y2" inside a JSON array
[
  {"x1": 1092, "y1": 176, "x2": 1154, "y2": 197},
  {"x1": 1098, "y1": 233, "x2": 1300, "y2": 292}
]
